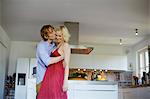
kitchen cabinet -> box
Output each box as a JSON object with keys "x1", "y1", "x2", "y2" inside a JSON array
[
  {"x1": 119, "y1": 87, "x2": 150, "y2": 99},
  {"x1": 74, "y1": 90, "x2": 117, "y2": 99},
  {"x1": 122, "y1": 89, "x2": 137, "y2": 99},
  {"x1": 15, "y1": 58, "x2": 29, "y2": 99},
  {"x1": 70, "y1": 54, "x2": 127, "y2": 70},
  {"x1": 27, "y1": 78, "x2": 36, "y2": 99},
  {"x1": 68, "y1": 81, "x2": 118, "y2": 99},
  {"x1": 70, "y1": 54, "x2": 93, "y2": 69}
]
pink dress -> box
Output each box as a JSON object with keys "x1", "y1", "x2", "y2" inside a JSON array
[{"x1": 37, "y1": 49, "x2": 67, "y2": 99}]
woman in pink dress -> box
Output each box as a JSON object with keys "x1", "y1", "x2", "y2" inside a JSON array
[{"x1": 37, "y1": 26, "x2": 70, "y2": 99}]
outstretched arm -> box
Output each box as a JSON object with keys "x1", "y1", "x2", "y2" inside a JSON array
[{"x1": 63, "y1": 43, "x2": 70, "y2": 91}]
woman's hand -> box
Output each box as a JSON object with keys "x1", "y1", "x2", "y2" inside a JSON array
[
  {"x1": 63, "y1": 61, "x2": 67, "y2": 68},
  {"x1": 62, "y1": 80, "x2": 68, "y2": 92}
]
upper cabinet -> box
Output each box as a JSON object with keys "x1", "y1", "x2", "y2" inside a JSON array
[
  {"x1": 69, "y1": 44, "x2": 128, "y2": 70},
  {"x1": 70, "y1": 54, "x2": 127, "y2": 71}
]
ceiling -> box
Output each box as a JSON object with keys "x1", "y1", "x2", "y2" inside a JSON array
[{"x1": 1, "y1": 0, "x2": 149, "y2": 45}]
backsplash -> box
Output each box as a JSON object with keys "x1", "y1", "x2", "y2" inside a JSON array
[{"x1": 69, "y1": 68, "x2": 132, "y2": 84}]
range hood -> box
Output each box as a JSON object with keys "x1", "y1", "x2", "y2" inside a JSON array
[{"x1": 64, "y1": 22, "x2": 93, "y2": 54}]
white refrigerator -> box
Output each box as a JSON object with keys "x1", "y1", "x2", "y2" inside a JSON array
[{"x1": 15, "y1": 58, "x2": 36, "y2": 99}]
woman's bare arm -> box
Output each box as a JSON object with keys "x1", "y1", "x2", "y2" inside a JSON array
[{"x1": 63, "y1": 43, "x2": 70, "y2": 91}]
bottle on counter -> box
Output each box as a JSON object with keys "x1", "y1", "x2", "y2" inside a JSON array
[
  {"x1": 132, "y1": 76, "x2": 139, "y2": 86},
  {"x1": 87, "y1": 72, "x2": 92, "y2": 80},
  {"x1": 97, "y1": 71, "x2": 107, "y2": 81},
  {"x1": 91, "y1": 71, "x2": 97, "y2": 81}
]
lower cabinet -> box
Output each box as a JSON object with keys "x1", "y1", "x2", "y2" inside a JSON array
[
  {"x1": 119, "y1": 87, "x2": 150, "y2": 99},
  {"x1": 68, "y1": 90, "x2": 118, "y2": 99},
  {"x1": 74, "y1": 90, "x2": 117, "y2": 99},
  {"x1": 68, "y1": 81, "x2": 118, "y2": 99},
  {"x1": 27, "y1": 78, "x2": 36, "y2": 99},
  {"x1": 122, "y1": 89, "x2": 136, "y2": 99}
]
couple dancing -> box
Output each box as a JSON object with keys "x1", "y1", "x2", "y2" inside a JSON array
[{"x1": 36, "y1": 25, "x2": 70, "y2": 99}]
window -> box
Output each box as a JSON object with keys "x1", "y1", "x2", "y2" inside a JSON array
[{"x1": 138, "y1": 48, "x2": 149, "y2": 78}]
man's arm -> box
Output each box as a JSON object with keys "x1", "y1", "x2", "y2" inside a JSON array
[
  {"x1": 37, "y1": 44, "x2": 64, "y2": 67},
  {"x1": 49, "y1": 56, "x2": 64, "y2": 65}
]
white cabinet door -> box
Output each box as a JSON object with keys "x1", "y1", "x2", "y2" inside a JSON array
[
  {"x1": 70, "y1": 54, "x2": 93, "y2": 69},
  {"x1": 16, "y1": 58, "x2": 29, "y2": 74},
  {"x1": 122, "y1": 88, "x2": 137, "y2": 99},
  {"x1": 29, "y1": 58, "x2": 37, "y2": 78},
  {"x1": 27, "y1": 78, "x2": 36, "y2": 99},
  {"x1": 118, "y1": 90, "x2": 123, "y2": 99},
  {"x1": 68, "y1": 82, "x2": 118, "y2": 99},
  {"x1": 70, "y1": 54, "x2": 127, "y2": 70},
  {"x1": 15, "y1": 58, "x2": 30, "y2": 99},
  {"x1": 121, "y1": 87, "x2": 150, "y2": 99},
  {"x1": 123, "y1": 92, "x2": 131, "y2": 99},
  {"x1": 92, "y1": 55, "x2": 127, "y2": 70},
  {"x1": 68, "y1": 90, "x2": 74, "y2": 99},
  {"x1": 74, "y1": 90, "x2": 118, "y2": 99}
]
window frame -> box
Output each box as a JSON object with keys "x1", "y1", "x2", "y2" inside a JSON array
[{"x1": 137, "y1": 47, "x2": 149, "y2": 78}]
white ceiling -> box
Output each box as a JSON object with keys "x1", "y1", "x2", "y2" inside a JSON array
[{"x1": 1, "y1": 0, "x2": 149, "y2": 45}]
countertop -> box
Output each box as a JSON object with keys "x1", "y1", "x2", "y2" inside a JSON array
[
  {"x1": 68, "y1": 80, "x2": 118, "y2": 85},
  {"x1": 121, "y1": 84, "x2": 150, "y2": 88}
]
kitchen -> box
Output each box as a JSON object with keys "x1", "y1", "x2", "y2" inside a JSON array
[{"x1": 0, "y1": 0, "x2": 150, "y2": 99}]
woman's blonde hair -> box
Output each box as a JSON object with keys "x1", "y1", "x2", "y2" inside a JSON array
[{"x1": 56, "y1": 26, "x2": 71, "y2": 42}]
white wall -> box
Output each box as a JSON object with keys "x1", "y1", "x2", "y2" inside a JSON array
[
  {"x1": 127, "y1": 36, "x2": 150, "y2": 76},
  {"x1": 0, "y1": 25, "x2": 10, "y2": 76},
  {"x1": 0, "y1": 26, "x2": 10, "y2": 48},
  {"x1": 8, "y1": 41, "x2": 38, "y2": 75},
  {"x1": 0, "y1": 25, "x2": 10, "y2": 99}
]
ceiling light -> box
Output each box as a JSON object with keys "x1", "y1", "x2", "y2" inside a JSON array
[
  {"x1": 135, "y1": 28, "x2": 138, "y2": 36},
  {"x1": 120, "y1": 39, "x2": 122, "y2": 45}
]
